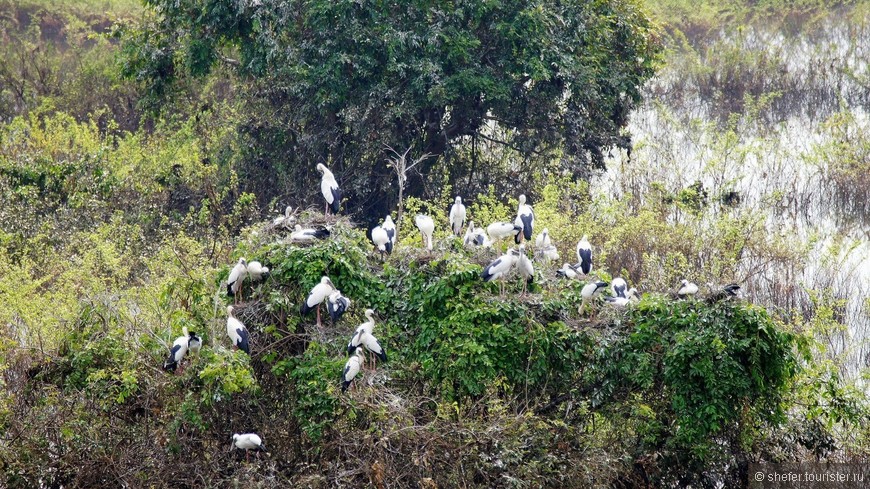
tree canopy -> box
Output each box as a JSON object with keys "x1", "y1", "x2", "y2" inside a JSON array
[{"x1": 124, "y1": 0, "x2": 660, "y2": 218}]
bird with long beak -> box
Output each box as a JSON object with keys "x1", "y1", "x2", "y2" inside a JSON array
[
  {"x1": 300, "y1": 276, "x2": 336, "y2": 327},
  {"x1": 579, "y1": 280, "x2": 609, "y2": 315},
  {"x1": 226, "y1": 306, "x2": 250, "y2": 354},
  {"x1": 232, "y1": 433, "x2": 266, "y2": 462},
  {"x1": 341, "y1": 347, "x2": 365, "y2": 393},
  {"x1": 316, "y1": 163, "x2": 342, "y2": 214}
]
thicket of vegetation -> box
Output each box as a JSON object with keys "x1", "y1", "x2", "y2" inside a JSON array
[
  {"x1": 1, "y1": 212, "x2": 831, "y2": 487},
  {"x1": 1, "y1": 0, "x2": 868, "y2": 487}
]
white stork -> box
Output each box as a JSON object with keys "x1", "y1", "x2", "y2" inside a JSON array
[
  {"x1": 246, "y1": 261, "x2": 270, "y2": 284},
  {"x1": 232, "y1": 433, "x2": 266, "y2": 462},
  {"x1": 486, "y1": 221, "x2": 522, "y2": 246},
  {"x1": 290, "y1": 224, "x2": 330, "y2": 243},
  {"x1": 516, "y1": 245, "x2": 534, "y2": 295},
  {"x1": 382, "y1": 215, "x2": 396, "y2": 251},
  {"x1": 481, "y1": 248, "x2": 520, "y2": 296},
  {"x1": 360, "y1": 332, "x2": 387, "y2": 371},
  {"x1": 341, "y1": 347, "x2": 365, "y2": 393},
  {"x1": 371, "y1": 225, "x2": 390, "y2": 258},
  {"x1": 327, "y1": 290, "x2": 351, "y2": 325},
  {"x1": 227, "y1": 258, "x2": 248, "y2": 303},
  {"x1": 226, "y1": 305, "x2": 250, "y2": 354},
  {"x1": 347, "y1": 309, "x2": 376, "y2": 355},
  {"x1": 579, "y1": 280, "x2": 609, "y2": 315},
  {"x1": 535, "y1": 228, "x2": 552, "y2": 249},
  {"x1": 163, "y1": 326, "x2": 191, "y2": 374},
  {"x1": 415, "y1": 214, "x2": 435, "y2": 250},
  {"x1": 300, "y1": 276, "x2": 335, "y2": 327},
  {"x1": 514, "y1": 194, "x2": 534, "y2": 243},
  {"x1": 463, "y1": 221, "x2": 489, "y2": 248},
  {"x1": 272, "y1": 205, "x2": 296, "y2": 229},
  {"x1": 677, "y1": 279, "x2": 699, "y2": 297},
  {"x1": 575, "y1": 235, "x2": 593, "y2": 276},
  {"x1": 556, "y1": 263, "x2": 580, "y2": 279},
  {"x1": 612, "y1": 277, "x2": 628, "y2": 298},
  {"x1": 449, "y1": 196, "x2": 466, "y2": 236},
  {"x1": 316, "y1": 163, "x2": 342, "y2": 214},
  {"x1": 346, "y1": 310, "x2": 387, "y2": 371},
  {"x1": 535, "y1": 244, "x2": 559, "y2": 264}
]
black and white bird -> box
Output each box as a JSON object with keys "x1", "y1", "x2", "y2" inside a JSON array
[
  {"x1": 556, "y1": 263, "x2": 580, "y2": 279},
  {"x1": 359, "y1": 331, "x2": 387, "y2": 370},
  {"x1": 232, "y1": 433, "x2": 266, "y2": 462},
  {"x1": 226, "y1": 305, "x2": 250, "y2": 354},
  {"x1": 535, "y1": 228, "x2": 552, "y2": 249},
  {"x1": 579, "y1": 280, "x2": 609, "y2": 315},
  {"x1": 290, "y1": 224, "x2": 330, "y2": 243},
  {"x1": 677, "y1": 279, "x2": 699, "y2": 297},
  {"x1": 706, "y1": 283, "x2": 741, "y2": 303},
  {"x1": 300, "y1": 276, "x2": 336, "y2": 327},
  {"x1": 449, "y1": 196, "x2": 466, "y2": 236},
  {"x1": 326, "y1": 290, "x2": 351, "y2": 325},
  {"x1": 341, "y1": 347, "x2": 365, "y2": 393},
  {"x1": 463, "y1": 221, "x2": 489, "y2": 248},
  {"x1": 415, "y1": 214, "x2": 435, "y2": 250},
  {"x1": 481, "y1": 248, "x2": 520, "y2": 296},
  {"x1": 227, "y1": 258, "x2": 248, "y2": 302},
  {"x1": 272, "y1": 205, "x2": 296, "y2": 229},
  {"x1": 516, "y1": 245, "x2": 534, "y2": 295},
  {"x1": 187, "y1": 330, "x2": 202, "y2": 355},
  {"x1": 163, "y1": 326, "x2": 191, "y2": 373},
  {"x1": 347, "y1": 309, "x2": 376, "y2": 355},
  {"x1": 316, "y1": 163, "x2": 342, "y2": 214},
  {"x1": 371, "y1": 224, "x2": 390, "y2": 258},
  {"x1": 514, "y1": 194, "x2": 534, "y2": 243},
  {"x1": 575, "y1": 235, "x2": 593, "y2": 276},
  {"x1": 611, "y1": 277, "x2": 628, "y2": 299},
  {"x1": 382, "y1": 215, "x2": 397, "y2": 250},
  {"x1": 486, "y1": 221, "x2": 522, "y2": 245},
  {"x1": 606, "y1": 288, "x2": 640, "y2": 308},
  {"x1": 346, "y1": 310, "x2": 386, "y2": 369}
]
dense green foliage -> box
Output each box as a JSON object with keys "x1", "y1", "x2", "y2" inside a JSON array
[
  {"x1": 120, "y1": 0, "x2": 660, "y2": 218},
  {"x1": 1, "y1": 217, "x2": 816, "y2": 487}
]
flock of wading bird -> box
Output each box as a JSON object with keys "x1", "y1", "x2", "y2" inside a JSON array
[{"x1": 161, "y1": 163, "x2": 741, "y2": 460}]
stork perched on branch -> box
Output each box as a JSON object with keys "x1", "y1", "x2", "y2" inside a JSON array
[
  {"x1": 316, "y1": 163, "x2": 342, "y2": 214},
  {"x1": 300, "y1": 276, "x2": 336, "y2": 327},
  {"x1": 226, "y1": 306, "x2": 250, "y2": 354},
  {"x1": 514, "y1": 194, "x2": 534, "y2": 243},
  {"x1": 481, "y1": 248, "x2": 520, "y2": 296}
]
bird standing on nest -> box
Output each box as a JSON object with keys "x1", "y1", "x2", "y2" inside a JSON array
[
  {"x1": 415, "y1": 214, "x2": 435, "y2": 250},
  {"x1": 449, "y1": 196, "x2": 466, "y2": 236}
]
